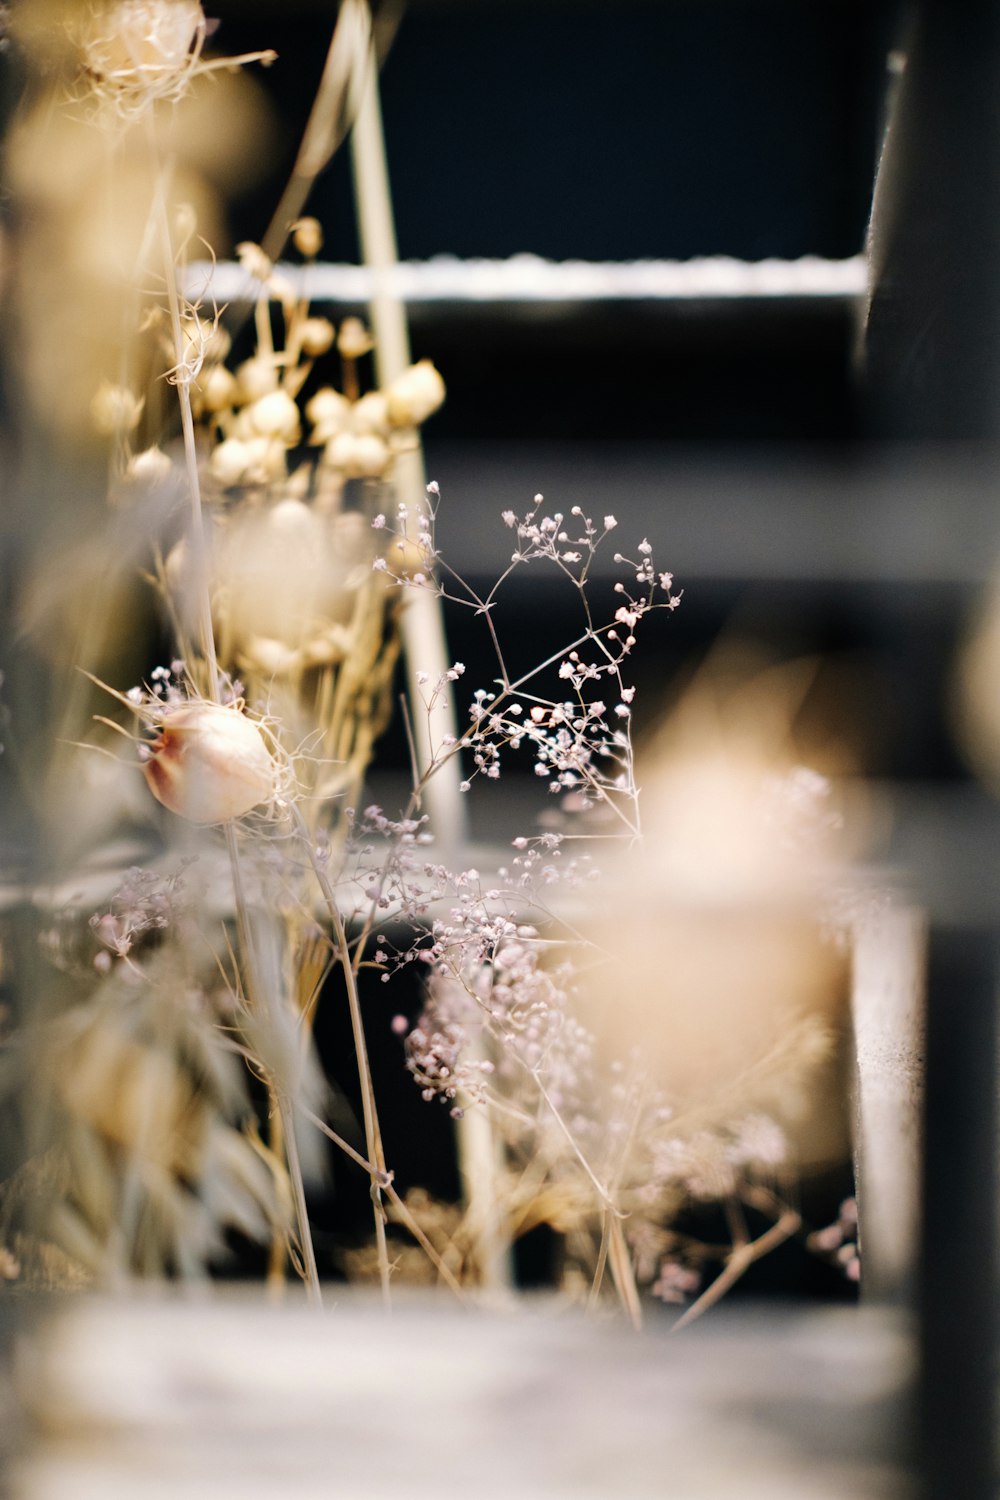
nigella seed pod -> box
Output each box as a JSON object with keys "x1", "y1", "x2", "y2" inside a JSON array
[{"x1": 142, "y1": 702, "x2": 275, "y2": 823}]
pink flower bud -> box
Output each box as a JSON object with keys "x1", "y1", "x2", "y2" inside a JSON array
[{"x1": 142, "y1": 702, "x2": 275, "y2": 823}]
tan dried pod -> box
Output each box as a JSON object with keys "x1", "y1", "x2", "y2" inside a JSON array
[
  {"x1": 351, "y1": 390, "x2": 390, "y2": 436},
  {"x1": 306, "y1": 386, "x2": 351, "y2": 442},
  {"x1": 247, "y1": 390, "x2": 301, "y2": 443},
  {"x1": 200, "y1": 364, "x2": 238, "y2": 413},
  {"x1": 323, "y1": 430, "x2": 390, "y2": 479},
  {"x1": 235, "y1": 356, "x2": 279, "y2": 404},
  {"x1": 337, "y1": 317, "x2": 374, "y2": 360},
  {"x1": 292, "y1": 217, "x2": 323, "y2": 258},
  {"x1": 299, "y1": 317, "x2": 336, "y2": 357},
  {"x1": 209, "y1": 437, "x2": 252, "y2": 488},
  {"x1": 91, "y1": 381, "x2": 144, "y2": 434},
  {"x1": 385, "y1": 359, "x2": 446, "y2": 427}
]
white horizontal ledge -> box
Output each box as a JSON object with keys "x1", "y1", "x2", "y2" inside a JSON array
[{"x1": 185, "y1": 252, "x2": 868, "y2": 306}]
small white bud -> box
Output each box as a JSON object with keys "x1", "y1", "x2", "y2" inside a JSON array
[{"x1": 235, "y1": 241, "x2": 273, "y2": 286}]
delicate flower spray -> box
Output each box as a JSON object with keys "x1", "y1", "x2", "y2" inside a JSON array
[{"x1": 3, "y1": 1, "x2": 854, "y2": 1317}]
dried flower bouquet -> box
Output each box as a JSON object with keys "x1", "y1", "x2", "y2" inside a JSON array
[{"x1": 0, "y1": 0, "x2": 852, "y2": 1322}]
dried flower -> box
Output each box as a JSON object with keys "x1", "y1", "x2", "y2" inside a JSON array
[
  {"x1": 209, "y1": 436, "x2": 251, "y2": 488},
  {"x1": 299, "y1": 317, "x2": 336, "y2": 358},
  {"x1": 125, "y1": 446, "x2": 172, "y2": 484},
  {"x1": 337, "y1": 317, "x2": 374, "y2": 360},
  {"x1": 235, "y1": 356, "x2": 279, "y2": 404},
  {"x1": 242, "y1": 436, "x2": 287, "y2": 484},
  {"x1": 235, "y1": 241, "x2": 273, "y2": 286},
  {"x1": 91, "y1": 381, "x2": 144, "y2": 434},
  {"x1": 386, "y1": 360, "x2": 445, "y2": 427},
  {"x1": 142, "y1": 701, "x2": 275, "y2": 823},
  {"x1": 323, "y1": 431, "x2": 390, "y2": 479},
  {"x1": 247, "y1": 390, "x2": 300, "y2": 443},
  {"x1": 306, "y1": 386, "x2": 351, "y2": 442},
  {"x1": 291, "y1": 217, "x2": 323, "y2": 259},
  {"x1": 74, "y1": 0, "x2": 206, "y2": 114},
  {"x1": 199, "y1": 364, "x2": 237, "y2": 414},
  {"x1": 351, "y1": 390, "x2": 390, "y2": 436}
]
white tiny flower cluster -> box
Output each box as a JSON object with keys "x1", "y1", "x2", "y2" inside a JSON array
[
  {"x1": 374, "y1": 489, "x2": 682, "y2": 835},
  {"x1": 806, "y1": 1196, "x2": 860, "y2": 1283},
  {"x1": 89, "y1": 861, "x2": 193, "y2": 971}
]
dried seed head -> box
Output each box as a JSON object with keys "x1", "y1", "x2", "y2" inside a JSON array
[
  {"x1": 386, "y1": 360, "x2": 446, "y2": 427},
  {"x1": 199, "y1": 364, "x2": 237, "y2": 413},
  {"x1": 142, "y1": 701, "x2": 275, "y2": 823},
  {"x1": 299, "y1": 317, "x2": 336, "y2": 358},
  {"x1": 239, "y1": 635, "x2": 302, "y2": 678},
  {"x1": 323, "y1": 430, "x2": 390, "y2": 479},
  {"x1": 91, "y1": 381, "x2": 145, "y2": 434},
  {"x1": 306, "y1": 386, "x2": 351, "y2": 442},
  {"x1": 126, "y1": 446, "x2": 173, "y2": 484},
  {"x1": 351, "y1": 390, "x2": 390, "y2": 436},
  {"x1": 181, "y1": 315, "x2": 231, "y2": 369},
  {"x1": 337, "y1": 317, "x2": 374, "y2": 360},
  {"x1": 235, "y1": 356, "x2": 279, "y2": 404},
  {"x1": 243, "y1": 436, "x2": 287, "y2": 484},
  {"x1": 209, "y1": 437, "x2": 251, "y2": 488},
  {"x1": 75, "y1": 1, "x2": 206, "y2": 114},
  {"x1": 291, "y1": 217, "x2": 323, "y2": 259},
  {"x1": 211, "y1": 499, "x2": 368, "y2": 654},
  {"x1": 235, "y1": 240, "x2": 273, "y2": 286},
  {"x1": 247, "y1": 389, "x2": 301, "y2": 443}
]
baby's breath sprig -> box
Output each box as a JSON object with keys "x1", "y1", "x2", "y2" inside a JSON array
[{"x1": 373, "y1": 486, "x2": 682, "y2": 838}]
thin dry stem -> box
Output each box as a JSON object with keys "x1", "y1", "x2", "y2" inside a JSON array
[
  {"x1": 291, "y1": 805, "x2": 392, "y2": 1306},
  {"x1": 672, "y1": 1194, "x2": 801, "y2": 1333}
]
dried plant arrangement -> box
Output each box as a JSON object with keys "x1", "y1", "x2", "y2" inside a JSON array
[{"x1": 0, "y1": 0, "x2": 856, "y2": 1322}]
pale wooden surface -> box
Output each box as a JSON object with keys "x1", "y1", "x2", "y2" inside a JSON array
[{"x1": 11, "y1": 1295, "x2": 913, "y2": 1500}]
